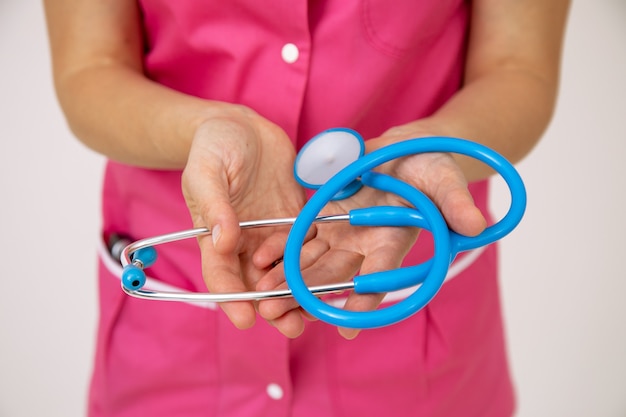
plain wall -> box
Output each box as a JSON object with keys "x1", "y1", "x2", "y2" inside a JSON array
[{"x1": 1, "y1": 1, "x2": 624, "y2": 416}]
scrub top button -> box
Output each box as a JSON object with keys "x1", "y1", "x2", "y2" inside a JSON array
[
  {"x1": 266, "y1": 383, "x2": 284, "y2": 400},
  {"x1": 281, "y1": 43, "x2": 299, "y2": 64}
]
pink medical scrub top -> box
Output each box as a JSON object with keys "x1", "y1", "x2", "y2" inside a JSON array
[{"x1": 90, "y1": 1, "x2": 516, "y2": 416}]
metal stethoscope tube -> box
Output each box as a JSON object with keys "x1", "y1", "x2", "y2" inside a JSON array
[{"x1": 120, "y1": 215, "x2": 356, "y2": 302}]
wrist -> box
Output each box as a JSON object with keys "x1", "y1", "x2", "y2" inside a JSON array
[{"x1": 367, "y1": 119, "x2": 446, "y2": 181}]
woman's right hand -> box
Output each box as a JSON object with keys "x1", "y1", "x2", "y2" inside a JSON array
[{"x1": 182, "y1": 106, "x2": 307, "y2": 330}]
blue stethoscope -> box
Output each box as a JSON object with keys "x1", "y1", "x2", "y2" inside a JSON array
[{"x1": 120, "y1": 128, "x2": 526, "y2": 329}]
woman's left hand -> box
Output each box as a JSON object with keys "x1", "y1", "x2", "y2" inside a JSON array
[{"x1": 253, "y1": 129, "x2": 487, "y2": 339}]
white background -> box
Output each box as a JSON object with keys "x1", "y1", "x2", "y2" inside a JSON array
[{"x1": 1, "y1": 1, "x2": 625, "y2": 416}]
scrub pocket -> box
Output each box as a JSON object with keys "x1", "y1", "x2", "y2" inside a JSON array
[
  {"x1": 361, "y1": 0, "x2": 465, "y2": 57},
  {"x1": 88, "y1": 238, "x2": 221, "y2": 417}
]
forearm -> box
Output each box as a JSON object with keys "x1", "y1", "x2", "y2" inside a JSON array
[
  {"x1": 44, "y1": 0, "x2": 248, "y2": 170},
  {"x1": 55, "y1": 64, "x2": 242, "y2": 169},
  {"x1": 412, "y1": 67, "x2": 559, "y2": 182},
  {"x1": 382, "y1": 0, "x2": 570, "y2": 182}
]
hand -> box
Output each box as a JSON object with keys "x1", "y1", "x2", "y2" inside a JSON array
[
  {"x1": 253, "y1": 127, "x2": 487, "y2": 339},
  {"x1": 182, "y1": 106, "x2": 306, "y2": 330}
]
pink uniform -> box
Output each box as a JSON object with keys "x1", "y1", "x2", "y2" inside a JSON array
[{"x1": 90, "y1": 0, "x2": 515, "y2": 416}]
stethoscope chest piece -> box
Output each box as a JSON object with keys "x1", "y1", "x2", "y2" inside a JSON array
[{"x1": 294, "y1": 127, "x2": 365, "y2": 200}]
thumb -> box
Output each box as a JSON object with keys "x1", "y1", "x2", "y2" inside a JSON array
[
  {"x1": 202, "y1": 193, "x2": 241, "y2": 255},
  {"x1": 436, "y1": 180, "x2": 487, "y2": 237},
  {"x1": 182, "y1": 162, "x2": 241, "y2": 255}
]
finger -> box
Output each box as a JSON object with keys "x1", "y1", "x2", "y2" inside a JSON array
[
  {"x1": 256, "y1": 238, "x2": 330, "y2": 291},
  {"x1": 193, "y1": 171, "x2": 242, "y2": 255},
  {"x1": 337, "y1": 293, "x2": 387, "y2": 340},
  {"x1": 336, "y1": 239, "x2": 411, "y2": 339},
  {"x1": 255, "y1": 238, "x2": 332, "y2": 321},
  {"x1": 251, "y1": 229, "x2": 291, "y2": 269},
  {"x1": 252, "y1": 223, "x2": 318, "y2": 270},
  {"x1": 182, "y1": 145, "x2": 242, "y2": 255},
  {"x1": 257, "y1": 247, "x2": 362, "y2": 322},
  {"x1": 434, "y1": 176, "x2": 487, "y2": 237},
  {"x1": 397, "y1": 152, "x2": 487, "y2": 237},
  {"x1": 198, "y1": 235, "x2": 257, "y2": 329},
  {"x1": 268, "y1": 309, "x2": 306, "y2": 339}
]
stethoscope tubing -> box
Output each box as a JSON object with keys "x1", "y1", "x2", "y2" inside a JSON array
[{"x1": 283, "y1": 137, "x2": 526, "y2": 328}]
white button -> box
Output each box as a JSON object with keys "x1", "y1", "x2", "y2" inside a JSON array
[
  {"x1": 266, "y1": 383, "x2": 284, "y2": 400},
  {"x1": 281, "y1": 43, "x2": 299, "y2": 64}
]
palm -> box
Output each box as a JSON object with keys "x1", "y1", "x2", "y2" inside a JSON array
[
  {"x1": 255, "y1": 150, "x2": 486, "y2": 338},
  {"x1": 182, "y1": 115, "x2": 306, "y2": 328}
]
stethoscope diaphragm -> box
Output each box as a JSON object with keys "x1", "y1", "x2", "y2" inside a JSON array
[{"x1": 294, "y1": 127, "x2": 365, "y2": 200}]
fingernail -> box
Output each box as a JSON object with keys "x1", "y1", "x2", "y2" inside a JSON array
[
  {"x1": 340, "y1": 328, "x2": 359, "y2": 340},
  {"x1": 212, "y1": 224, "x2": 221, "y2": 247}
]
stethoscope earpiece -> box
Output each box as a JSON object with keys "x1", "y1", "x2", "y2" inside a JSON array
[{"x1": 121, "y1": 246, "x2": 157, "y2": 291}]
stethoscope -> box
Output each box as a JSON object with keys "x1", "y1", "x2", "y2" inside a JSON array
[{"x1": 120, "y1": 128, "x2": 526, "y2": 329}]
